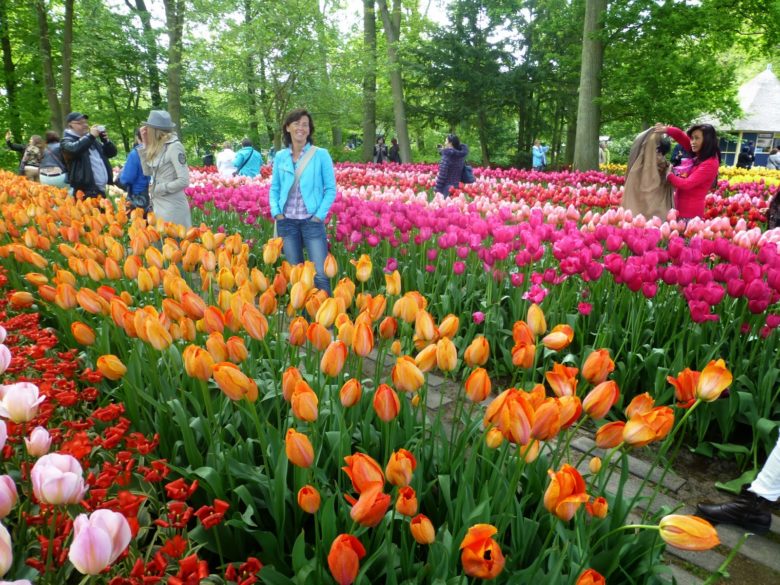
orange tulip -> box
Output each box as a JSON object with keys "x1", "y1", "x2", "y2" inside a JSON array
[
  {"x1": 282, "y1": 366, "x2": 303, "y2": 402},
  {"x1": 512, "y1": 320, "x2": 535, "y2": 345},
  {"x1": 212, "y1": 363, "x2": 258, "y2": 402},
  {"x1": 415, "y1": 310, "x2": 436, "y2": 341},
  {"x1": 71, "y1": 322, "x2": 96, "y2": 346},
  {"x1": 378, "y1": 316, "x2": 398, "y2": 340},
  {"x1": 464, "y1": 367, "x2": 491, "y2": 403},
  {"x1": 520, "y1": 439, "x2": 541, "y2": 463},
  {"x1": 624, "y1": 392, "x2": 654, "y2": 419},
  {"x1": 436, "y1": 337, "x2": 457, "y2": 372},
  {"x1": 576, "y1": 569, "x2": 606, "y2": 585},
  {"x1": 531, "y1": 400, "x2": 562, "y2": 441},
  {"x1": 542, "y1": 324, "x2": 574, "y2": 351},
  {"x1": 291, "y1": 380, "x2": 319, "y2": 422},
  {"x1": 54, "y1": 283, "x2": 78, "y2": 310},
  {"x1": 339, "y1": 378, "x2": 362, "y2": 408},
  {"x1": 285, "y1": 428, "x2": 314, "y2": 468},
  {"x1": 511, "y1": 341, "x2": 536, "y2": 369},
  {"x1": 586, "y1": 496, "x2": 608, "y2": 519},
  {"x1": 351, "y1": 321, "x2": 374, "y2": 358},
  {"x1": 226, "y1": 336, "x2": 248, "y2": 363},
  {"x1": 262, "y1": 237, "x2": 283, "y2": 265},
  {"x1": 321, "y1": 341, "x2": 348, "y2": 377},
  {"x1": 145, "y1": 318, "x2": 173, "y2": 351},
  {"x1": 545, "y1": 363, "x2": 579, "y2": 397},
  {"x1": 581, "y1": 349, "x2": 615, "y2": 384},
  {"x1": 181, "y1": 291, "x2": 206, "y2": 320},
  {"x1": 239, "y1": 305, "x2": 268, "y2": 341},
  {"x1": 414, "y1": 344, "x2": 437, "y2": 373},
  {"x1": 307, "y1": 322, "x2": 332, "y2": 352},
  {"x1": 595, "y1": 421, "x2": 625, "y2": 448},
  {"x1": 297, "y1": 485, "x2": 321, "y2": 514},
  {"x1": 527, "y1": 303, "x2": 546, "y2": 336},
  {"x1": 346, "y1": 482, "x2": 391, "y2": 527},
  {"x1": 463, "y1": 335, "x2": 490, "y2": 367},
  {"x1": 658, "y1": 515, "x2": 720, "y2": 551},
  {"x1": 483, "y1": 388, "x2": 534, "y2": 445},
  {"x1": 544, "y1": 464, "x2": 589, "y2": 521},
  {"x1": 392, "y1": 295, "x2": 418, "y2": 324},
  {"x1": 38, "y1": 284, "x2": 56, "y2": 303},
  {"x1": 557, "y1": 395, "x2": 582, "y2": 428},
  {"x1": 582, "y1": 380, "x2": 620, "y2": 420},
  {"x1": 202, "y1": 306, "x2": 225, "y2": 334},
  {"x1": 76, "y1": 288, "x2": 106, "y2": 314},
  {"x1": 373, "y1": 384, "x2": 400, "y2": 422},
  {"x1": 438, "y1": 314, "x2": 459, "y2": 339},
  {"x1": 667, "y1": 367, "x2": 699, "y2": 409},
  {"x1": 316, "y1": 297, "x2": 340, "y2": 328},
  {"x1": 97, "y1": 355, "x2": 127, "y2": 381},
  {"x1": 385, "y1": 270, "x2": 401, "y2": 296},
  {"x1": 327, "y1": 534, "x2": 366, "y2": 585},
  {"x1": 390, "y1": 340, "x2": 401, "y2": 355},
  {"x1": 623, "y1": 407, "x2": 674, "y2": 447},
  {"x1": 206, "y1": 332, "x2": 228, "y2": 363},
  {"x1": 350, "y1": 254, "x2": 372, "y2": 282},
  {"x1": 137, "y1": 267, "x2": 154, "y2": 293},
  {"x1": 25, "y1": 272, "x2": 48, "y2": 286},
  {"x1": 322, "y1": 253, "x2": 338, "y2": 278},
  {"x1": 696, "y1": 359, "x2": 732, "y2": 402},
  {"x1": 395, "y1": 486, "x2": 418, "y2": 516},
  {"x1": 288, "y1": 316, "x2": 307, "y2": 346},
  {"x1": 182, "y1": 345, "x2": 214, "y2": 381},
  {"x1": 385, "y1": 449, "x2": 417, "y2": 487},
  {"x1": 342, "y1": 453, "x2": 385, "y2": 493},
  {"x1": 459, "y1": 524, "x2": 505, "y2": 580},
  {"x1": 257, "y1": 289, "x2": 277, "y2": 315},
  {"x1": 485, "y1": 427, "x2": 504, "y2": 448},
  {"x1": 392, "y1": 356, "x2": 425, "y2": 392},
  {"x1": 410, "y1": 514, "x2": 435, "y2": 544}
]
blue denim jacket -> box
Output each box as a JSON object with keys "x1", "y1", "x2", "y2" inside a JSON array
[{"x1": 269, "y1": 144, "x2": 337, "y2": 221}]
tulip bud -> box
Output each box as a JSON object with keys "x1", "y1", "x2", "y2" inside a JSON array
[
  {"x1": 285, "y1": 429, "x2": 314, "y2": 468},
  {"x1": 297, "y1": 485, "x2": 321, "y2": 514},
  {"x1": 31, "y1": 453, "x2": 87, "y2": 505},
  {"x1": 527, "y1": 303, "x2": 546, "y2": 336},
  {"x1": 339, "y1": 378, "x2": 362, "y2": 408},
  {"x1": 395, "y1": 486, "x2": 418, "y2": 516},
  {"x1": 0, "y1": 346, "x2": 11, "y2": 377},
  {"x1": 588, "y1": 457, "x2": 602, "y2": 474},
  {"x1": 25, "y1": 426, "x2": 51, "y2": 457},
  {"x1": 410, "y1": 514, "x2": 435, "y2": 544},
  {"x1": 373, "y1": 384, "x2": 400, "y2": 422},
  {"x1": 485, "y1": 427, "x2": 504, "y2": 449},
  {"x1": 658, "y1": 515, "x2": 720, "y2": 551}
]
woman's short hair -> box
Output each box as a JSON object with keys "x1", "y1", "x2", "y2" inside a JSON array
[
  {"x1": 446, "y1": 133, "x2": 461, "y2": 149},
  {"x1": 44, "y1": 131, "x2": 59, "y2": 143},
  {"x1": 687, "y1": 124, "x2": 720, "y2": 162},
  {"x1": 391, "y1": 138, "x2": 398, "y2": 145},
  {"x1": 222, "y1": 141, "x2": 232, "y2": 149},
  {"x1": 241, "y1": 138, "x2": 253, "y2": 147},
  {"x1": 282, "y1": 109, "x2": 314, "y2": 147}
]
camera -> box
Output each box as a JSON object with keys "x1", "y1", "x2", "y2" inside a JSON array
[{"x1": 96, "y1": 125, "x2": 106, "y2": 132}]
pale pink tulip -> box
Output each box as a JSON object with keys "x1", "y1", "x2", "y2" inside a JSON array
[
  {"x1": 0, "y1": 522, "x2": 10, "y2": 577},
  {"x1": 25, "y1": 426, "x2": 51, "y2": 457},
  {"x1": 68, "y1": 510, "x2": 132, "y2": 575},
  {"x1": 0, "y1": 326, "x2": 6, "y2": 344},
  {"x1": 0, "y1": 421, "x2": 6, "y2": 453},
  {"x1": 0, "y1": 346, "x2": 10, "y2": 376},
  {"x1": 0, "y1": 477, "x2": 17, "y2": 520},
  {"x1": 0, "y1": 382, "x2": 46, "y2": 423},
  {"x1": 30, "y1": 453, "x2": 87, "y2": 505}
]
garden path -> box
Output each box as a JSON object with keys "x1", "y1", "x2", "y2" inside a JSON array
[{"x1": 361, "y1": 348, "x2": 780, "y2": 585}]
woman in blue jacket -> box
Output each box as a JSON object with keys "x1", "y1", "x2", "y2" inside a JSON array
[
  {"x1": 269, "y1": 109, "x2": 337, "y2": 295},
  {"x1": 119, "y1": 128, "x2": 152, "y2": 213}
]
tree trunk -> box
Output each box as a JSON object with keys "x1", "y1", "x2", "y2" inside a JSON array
[
  {"x1": 573, "y1": 0, "x2": 606, "y2": 170},
  {"x1": 128, "y1": 0, "x2": 163, "y2": 108},
  {"x1": 361, "y1": 0, "x2": 377, "y2": 162},
  {"x1": 60, "y1": 0, "x2": 73, "y2": 118},
  {"x1": 242, "y1": 0, "x2": 260, "y2": 144},
  {"x1": 0, "y1": 0, "x2": 21, "y2": 138},
  {"x1": 377, "y1": 0, "x2": 411, "y2": 163},
  {"x1": 34, "y1": 0, "x2": 62, "y2": 132},
  {"x1": 476, "y1": 109, "x2": 490, "y2": 166},
  {"x1": 565, "y1": 112, "x2": 577, "y2": 165},
  {"x1": 163, "y1": 0, "x2": 185, "y2": 133},
  {"x1": 314, "y1": 1, "x2": 341, "y2": 148}
]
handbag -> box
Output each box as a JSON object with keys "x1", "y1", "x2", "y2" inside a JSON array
[{"x1": 461, "y1": 163, "x2": 475, "y2": 184}]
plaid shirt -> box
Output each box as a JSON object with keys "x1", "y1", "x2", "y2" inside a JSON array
[{"x1": 283, "y1": 168, "x2": 312, "y2": 219}]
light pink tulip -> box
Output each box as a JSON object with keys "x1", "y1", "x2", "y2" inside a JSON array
[
  {"x1": 30, "y1": 453, "x2": 87, "y2": 505},
  {"x1": 0, "y1": 522, "x2": 10, "y2": 577},
  {"x1": 25, "y1": 426, "x2": 51, "y2": 457},
  {"x1": 0, "y1": 346, "x2": 10, "y2": 376},
  {"x1": 68, "y1": 510, "x2": 131, "y2": 575},
  {"x1": 0, "y1": 421, "x2": 6, "y2": 453},
  {"x1": 0, "y1": 326, "x2": 6, "y2": 344},
  {"x1": 0, "y1": 382, "x2": 45, "y2": 423},
  {"x1": 0, "y1": 580, "x2": 33, "y2": 584},
  {"x1": 0, "y1": 477, "x2": 17, "y2": 519}
]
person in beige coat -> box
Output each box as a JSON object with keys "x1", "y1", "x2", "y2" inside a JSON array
[
  {"x1": 139, "y1": 110, "x2": 192, "y2": 229},
  {"x1": 623, "y1": 128, "x2": 673, "y2": 221}
]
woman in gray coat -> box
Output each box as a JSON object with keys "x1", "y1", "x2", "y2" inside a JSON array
[{"x1": 139, "y1": 110, "x2": 192, "y2": 229}]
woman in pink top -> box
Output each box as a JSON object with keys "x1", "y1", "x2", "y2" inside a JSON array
[{"x1": 654, "y1": 123, "x2": 720, "y2": 220}]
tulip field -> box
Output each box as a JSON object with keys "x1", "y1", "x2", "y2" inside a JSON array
[{"x1": 0, "y1": 163, "x2": 777, "y2": 583}]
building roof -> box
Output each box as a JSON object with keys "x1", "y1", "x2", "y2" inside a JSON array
[{"x1": 725, "y1": 65, "x2": 780, "y2": 133}]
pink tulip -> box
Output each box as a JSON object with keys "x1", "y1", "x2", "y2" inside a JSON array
[
  {"x1": 0, "y1": 522, "x2": 11, "y2": 577},
  {"x1": 472, "y1": 311, "x2": 485, "y2": 325},
  {"x1": 0, "y1": 346, "x2": 10, "y2": 376},
  {"x1": 68, "y1": 510, "x2": 131, "y2": 575},
  {"x1": 0, "y1": 382, "x2": 46, "y2": 423},
  {"x1": 30, "y1": 453, "x2": 88, "y2": 505},
  {"x1": 25, "y1": 426, "x2": 51, "y2": 457},
  {"x1": 0, "y1": 327, "x2": 6, "y2": 344},
  {"x1": 0, "y1": 421, "x2": 6, "y2": 452},
  {"x1": 0, "y1": 477, "x2": 17, "y2": 519}
]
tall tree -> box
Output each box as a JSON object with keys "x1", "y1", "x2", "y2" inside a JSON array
[
  {"x1": 362, "y1": 0, "x2": 377, "y2": 161},
  {"x1": 60, "y1": 0, "x2": 73, "y2": 116},
  {"x1": 242, "y1": 0, "x2": 260, "y2": 144},
  {"x1": 377, "y1": 0, "x2": 411, "y2": 162},
  {"x1": 573, "y1": 0, "x2": 606, "y2": 170},
  {"x1": 163, "y1": 0, "x2": 185, "y2": 132},
  {"x1": 0, "y1": 0, "x2": 21, "y2": 138},
  {"x1": 126, "y1": 0, "x2": 163, "y2": 108},
  {"x1": 34, "y1": 0, "x2": 63, "y2": 131}
]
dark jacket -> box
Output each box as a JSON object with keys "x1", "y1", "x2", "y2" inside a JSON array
[
  {"x1": 60, "y1": 131, "x2": 117, "y2": 194},
  {"x1": 736, "y1": 150, "x2": 754, "y2": 169},
  {"x1": 435, "y1": 144, "x2": 469, "y2": 195},
  {"x1": 39, "y1": 143, "x2": 67, "y2": 173},
  {"x1": 389, "y1": 144, "x2": 401, "y2": 163}
]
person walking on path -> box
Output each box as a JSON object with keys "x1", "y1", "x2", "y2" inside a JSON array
[
  {"x1": 697, "y1": 434, "x2": 780, "y2": 534},
  {"x1": 60, "y1": 112, "x2": 117, "y2": 198},
  {"x1": 216, "y1": 141, "x2": 236, "y2": 177},
  {"x1": 434, "y1": 133, "x2": 468, "y2": 197},
  {"x1": 269, "y1": 108, "x2": 336, "y2": 295},
  {"x1": 119, "y1": 128, "x2": 151, "y2": 214},
  {"x1": 233, "y1": 138, "x2": 263, "y2": 178},
  {"x1": 139, "y1": 110, "x2": 192, "y2": 229},
  {"x1": 38, "y1": 131, "x2": 68, "y2": 188},
  {"x1": 532, "y1": 139, "x2": 548, "y2": 171},
  {"x1": 654, "y1": 123, "x2": 720, "y2": 221}
]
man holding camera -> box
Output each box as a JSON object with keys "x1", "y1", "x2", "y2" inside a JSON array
[{"x1": 60, "y1": 112, "x2": 117, "y2": 198}]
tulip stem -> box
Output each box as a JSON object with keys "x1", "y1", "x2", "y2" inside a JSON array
[{"x1": 701, "y1": 532, "x2": 748, "y2": 585}]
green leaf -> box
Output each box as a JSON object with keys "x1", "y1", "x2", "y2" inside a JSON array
[
  {"x1": 292, "y1": 531, "x2": 307, "y2": 574},
  {"x1": 259, "y1": 566, "x2": 296, "y2": 585},
  {"x1": 715, "y1": 469, "x2": 759, "y2": 495}
]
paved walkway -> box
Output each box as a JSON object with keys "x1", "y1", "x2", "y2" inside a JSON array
[{"x1": 363, "y1": 348, "x2": 780, "y2": 584}]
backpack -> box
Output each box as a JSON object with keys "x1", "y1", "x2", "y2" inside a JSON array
[{"x1": 461, "y1": 163, "x2": 475, "y2": 184}]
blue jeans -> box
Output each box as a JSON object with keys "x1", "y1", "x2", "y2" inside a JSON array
[{"x1": 276, "y1": 217, "x2": 332, "y2": 295}]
